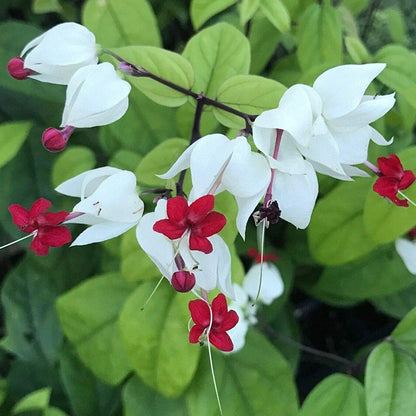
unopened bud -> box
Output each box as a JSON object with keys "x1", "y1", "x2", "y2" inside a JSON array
[
  {"x1": 42, "y1": 126, "x2": 74, "y2": 152},
  {"x1": 171, "y1": 270, "x2": 196, "y2": 293},
  {"x1": 7, "y1": 57, "x2": 35, "y2": 80}
]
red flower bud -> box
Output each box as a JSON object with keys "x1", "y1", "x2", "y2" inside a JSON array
[
  {"x1": 171, "y1": 270, "x2": 196, "y2": 292},
  {"x1": 42, "y1": 126, "x2": 74, "y2": 152},
  {"x1": 7, "y1": 57, "x2": 35, "y2": 80}
]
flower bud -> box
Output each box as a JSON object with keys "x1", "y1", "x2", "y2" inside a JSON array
[
  {"x1": 171, "y1": 270, "x2": 196, "y2": 293},
  {"x1": 42, "y1": 126, "x2": 74, "y2": 152},
  {"x1": 7, "y1": 57, "x2": 35, "y2": 80}
]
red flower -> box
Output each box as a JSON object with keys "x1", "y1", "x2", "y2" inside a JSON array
[
  {"x1": 153, "y1": 195, "x2": 226, "y2": 254},
  {"x1": 189, "y1": 293, "x2": 239, "y2": 352},
  {"x1": 247, "y1": 247, "x2": 278, "y2": 263},
  {"x1": 373, "y1": 154, "x2": 415, "y2": 207},
  {"x1": 8, "y1": 198, "x2": 72, "y2": 255}
]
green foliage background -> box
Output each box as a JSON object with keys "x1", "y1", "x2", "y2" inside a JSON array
[{"x1": 1, "y1": 0, "x2": 416, "y2": 415}]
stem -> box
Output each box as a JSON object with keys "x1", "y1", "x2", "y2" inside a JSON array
[
  {"x1": 263, "y1": 129, "x2": 283, "y2": 207},
  {"x1": 363, "y1": 160, "x2": 381, "y2": 176}
]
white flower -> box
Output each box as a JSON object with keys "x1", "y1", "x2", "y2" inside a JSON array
[
  {"x1": 395, "y1": 238, "x2": 416, "y2": 274},
  {"x1": 56, "y1": 166, "x2": 144, "y2": 245},
  {"x1": 253, "y1": 63, "x2": 395, "y2": 180},
  {"x1": 60, "y1": 62, "x2": 131, "y2": 128},
  {"x1": 159, "y1": 133, "x2": 271, "y2": 238},
  {"x1": 136, "y1": 199, "x2": 235, "y2": 299},
  {"x1": 20, "y1": 22, "x2": 98, "y2": 85}
]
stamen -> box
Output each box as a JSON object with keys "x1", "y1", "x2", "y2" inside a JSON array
[
  {"x1": 141, "y1": 275, "x2": 165, "y2": 311},
  {"x1": 398, "y1": 191, "x2": 416, "y2": 208},
  {"x1": 253, "y1": 219, "x2": 267, "y2": 305},
  {"x1": 0, "y1": 232, "x2": 36, "y2": 250}
]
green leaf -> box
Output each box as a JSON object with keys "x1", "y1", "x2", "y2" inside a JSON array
[
  {"x1": 365, "y1": 343, "x2": 416, "y2": 416},
  {"x1": 213, "y1": 75, "x2": 286, "y2": 128},
  {"x1": 82, "y1": 0, "x2": 161, "y2": 47},
  {"x1": 342, "y1": 0, "x2": 369, "y2": 15},
  {"x1": 385, "y1": 8, "x2": 408, "y2": 45},
  {"x1": 119, "y1": 280, "x2": 200, "y2": 397},
  {"x1": 297, "y1": 1, "x2": 343, "y2": 71},
  {"x1": 136, "y1": 138, "x2": 188, "y2": 187},
  {"x1": 56, "y1": 273, "x2": 134, "y2": 384},
  {"x1": 240, "y1": 0, "x2": 260, "y2": 25},
  {"x1": 0, "y1": 121, "x2": 32, "y2": 169},
  {"x1": 12, "y1": 387, "x2": 51, "y2": 414},
  {"x1": 300, "y1": 374, "x2": 365, "y2": 416},
  {"x1": 308, "y1": 178, "x2": 377, "y2": 266},
  {"x1": 186, "y1": 330, "x2": 299, "y2": 416},
  {"x1": 111, "y1": 46, "x2": 194, "y2": 107},
  {"x1": 183, "y1": 23, "x2": 250, "y2": 99},
  {"x1": 123, "y1": 376, "x2": 189, "y2": 416},
  {"x1": 306, "y1": 244, "x2": 415, "y2": 301},
  {"x1": 32, "y1": 0, "x2": 61, "y2": 14},
  {"x1": 120, "y1": 229, "x2": 160, "y2": 283},
  {"x1": 109, "y1": 149, "x2": 142, "y2": 172},
  {"x1": 392, "y1": 306, "x2": 416, "y2": 355},
  {"x1": 375, "y1": 45, "x2": 416, "y2": 109},
  {"x1": 190, "y1": 0, "x2": 238, "y2": 29},
  {"x1": 44, "y1": 408, "x2": 69, "y2": 416},
  {"x1": 260, "y1": 0, "x2": 291, "y2": 33},
  {"x1": 52, "y1": 146, "x2": 96, "y2": 188},
  {"x1": 363, "y1": 146, "x2": 416, "y2": 244},
  {"x1": 345, "y1": 36, "x2": 370, "y2": 64}
]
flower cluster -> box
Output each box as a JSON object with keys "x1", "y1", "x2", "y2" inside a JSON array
[{"x1": 6, "y1": 22, "x2": 411, "y2": 356}]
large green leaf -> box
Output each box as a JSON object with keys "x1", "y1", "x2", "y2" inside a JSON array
[
  {"x1": 52, "y1": 146, "x2": 96, "y2": 188},
  {"x1": 119, "y1": 280, "x2": 200, "y2": 397},
  {"x1": 260, "y1": 0, "x2": 291, "y2": 33},
  {"x1": 345, "y1": 36, "x2": 370, "y2": 64},
  {"x1": 365, "y1": 342, "x2": 416, "y2": 416},
  {"x1": 111, "y1": 46, "x2": 194, "y2": 107},
  {"x1": 11, "y1": 387, "x2": 51, "y2": 414},
  {"x1": 391, "y1": 306, "x2": 416, "y2": 355},
  {"x1": 56, "y1": 273, "x2": 135, "y2": 384},
  {"x1": 308, "y1": 178, "x2": 377, "y2": 265},
  {"x1": 0, "y1": 121, "x2": 32, "y2": 169},
  {"x1": 375, "y1": 45, "x2": 416, "y2": 109},
  {"x1": 213, "y1": 75, "x2": 286, "y2": 128},
  {"x1": 186, "y1": 330, "x2": 299, "y2": 416},
  {"x1": 297, "y1": 0, "x2": 343, "y2": 71},
  {"x1": 183, "y1": 23, "x2": 250, "y2": 100},
  {"x1": 190, "y1": 0, "x2": 238, "y2": 29},
  {"x1": 363, "y1": 146, "x2": 416, "y2": 244},
  {"x1": 240, "y1": 0, "x2": 261, "y2": 25},
  {"x1": 305, "y1": 244, "x2": 415, "y2": 301},
  {"x1": 300, "y1": 374, "x2": 366, "y2": 416},
  {"x1": 123, "y1": 376, "x2": 189, "y2": 416},
  {"x1": 82, "y1": 0, "x2": 161, "y2": 48}
]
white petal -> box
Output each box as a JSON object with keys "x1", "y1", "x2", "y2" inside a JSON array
[
  {"x1": 368, "y1": 126, "x2": 393, "y2": 146},
  {"x1": 61, "y1": 63, "x2": 131, "y2": 128},
  {"x1": 64, "y1": 213, "x2": 104, "y2": 225},
  {"x1": 272, "y1": 162, "x2": 318, "y2": 229},
  {"x1": 157, "y1": 142, "x2": 195, "y2": 179},
  {"x1": 230, "y1": 283, "x2": 249, "y2": 309},
  {"x1": 235, "y1": 190, "x2": 265, "y2": 239},
  {"x1": 309, "y1": 160, "x2": 352, "y2": 181},
  {"x1": 56, "y1": 166, "x2": 121, "y2": 197},
  {"x1": 226, "y1": 309, "x2": 249, "y2": 353},
  {"x1": 313, "y1": 63, "x2": 386, "y2": 119},
  {"x1": 253, "y1": 85, "x2": 315, "y2": 147},
  {"x1": 333, "y1": 126, "x2": 372, "y2": 165},
  {"x1": 71, "y1": 221, "x2": 136, "y2": 246},
  {"x1": 342, "y1": 164, "x2": 370, "y2": 178},
  {"x1": 395, "y1": 238, "x2": 416, "y2": 275},
  {"x1": 72, "y1": 171, "x2": 143, "y2": 223},
  {"x1": 136, "y1": 201, "x2": 175, "y2": 279},
  {"x1": 328, "y1": 93, "x2": 396, "y2": 133},
  {"x1": 222, "y1": 138, "x2": 271, "y2": 198},
  {"x1": 243, "y1": 263, "x2": 284, "y2": 305}
]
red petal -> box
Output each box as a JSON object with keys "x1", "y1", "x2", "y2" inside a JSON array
[
  {"x1": 29, "y1": 236, "x2": 49, "y2": 256},
  {"x1": 43, "y1": 211, "x2": 69, "y2": 225},
  {"x1": 189, "y1": 325, "x2": 204, "y2": 344},
  {"x1": 391, "y1": 196, "x2": 409, "y2": 207},
  {"x1": 373, "y1": 176, "x2": 399, "y2": 198},
  {"x1": 29, "y1": 198, "x2": 51, "y2": 218},
  {"x1": 39, "y1": 226, "x2": 72, "y2": 247},
  {"x1": 189, "y1": 234, "x2": 213, "y2": 254},
  {"x1": 377, "y1": 155, "x2": 403, "y2": 179},
  {"x1": 220, "y1": 310, "x2": 239, "y2": 332},
  {"x1": 399, "y1": 170, "x2": 416, "y2": 190},
  {"x1": 153, "y1": 219, "x2": 186, "y2": 240},
  {"x1": 209, "y1": 331, "x2": 234, "y2": 352},
  {"x1": 193, "y1": 211, "x2": 226, "y2": 237},
  {"x1": 187, "y1": 195, "x2": 215, "y2": 224},
  {"x1": 189, "y1": 299, "x2": 210, "y2": 327},
  {"x1": 211, "y1": 294, "x2": 228, "y2": 319},
  {"x1": 8, "y1": 204, "x2": 30, "y2": 228},
  {"x1": 166, "y1": 196, "x2": 188, "y2": 223}
]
